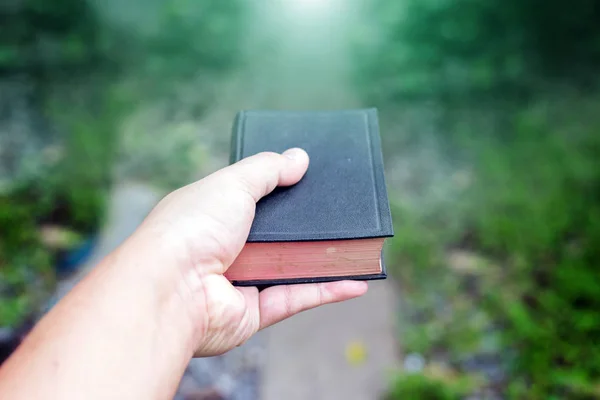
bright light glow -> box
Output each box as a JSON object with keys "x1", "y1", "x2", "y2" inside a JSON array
[
  {"x1": 287, "y1": 0, "x2": 337, "y2": 14},
  {"x1": 295, "y1": 0, "x2": 324, "y2": 6}
]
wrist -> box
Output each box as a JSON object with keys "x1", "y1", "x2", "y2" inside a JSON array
[{"x1": 111, "y1": 230, "x2": 204, "y2": 358}]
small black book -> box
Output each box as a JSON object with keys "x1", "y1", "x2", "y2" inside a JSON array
[{"x1": 226, "y1": 108, "x2": 394, "y2": 286}]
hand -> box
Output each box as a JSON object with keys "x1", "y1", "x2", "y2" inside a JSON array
[
  {"x1": 129, "y1": 148, "x2": 368, "y2": 357},
  {"x1": 0, "y1": 148, "x2": 368, "y2": 400}
]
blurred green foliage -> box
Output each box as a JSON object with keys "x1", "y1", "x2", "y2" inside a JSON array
[
  {"x1": 385, "y1": 373, "x2": 464, "y2": 400},
  {"x1": 0, "y1": 0, "x2": 247, "y2": 327},
  {"x1": 0, "y1": 193, "x2": 54, "y2": 328},
  {"x1": 356, "y1": 0, "x2": 600, "y2": 398},
  {"x1": 0, "y1": 83, "x2": 122, "y2": 326},
  {"x1": 115, "y1": 0, "x2": 248, "y2": 188},
  {"x1": 0, "y1": 0, "x2": 123, "y2": 79},
  {"x1": 0, "y1": 0, "x2": 120, "y2": 328},
  {"x1": 142, "y1": 0, "x2": 246, "y2": 82},
  {"x1": 472, "y1": 101, "x2": 600, "y2": 399},
  {"x1": 357, "y1": 0, "x2": 600, "y2": 102}
]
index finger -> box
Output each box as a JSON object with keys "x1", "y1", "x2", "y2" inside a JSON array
[{"x1": 257, "y1": 281, "x2": 369, "y2": 330}]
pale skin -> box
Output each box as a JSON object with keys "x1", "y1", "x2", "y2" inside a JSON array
[{"x1": 0, "y1": 148, "x2": 368, "y2": 400}]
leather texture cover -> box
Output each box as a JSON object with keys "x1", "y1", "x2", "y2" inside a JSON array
[{"x1": 230, "y1": 108, "x2": 394, "y2": 243}]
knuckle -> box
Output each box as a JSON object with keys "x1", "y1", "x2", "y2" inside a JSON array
[
  {"x1": 283, "y1": 285, "x2": 295, "y2": 317},
  {"x1": 256, "y1": 151, "x2": 282, "y2": 161},
  {"x1": 234, "y1": 173, "x2": 261, "y2": 201},
  {"x1": 317, "y1": 283, "x2": 325, "y2": 306}
]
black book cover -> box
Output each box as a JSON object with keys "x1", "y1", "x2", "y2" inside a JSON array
[{"x1": 229, "y1": 108, "x2": 393, "y2": 286}]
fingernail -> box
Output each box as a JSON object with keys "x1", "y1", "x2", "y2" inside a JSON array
[{"x1": 282, "y1": 148, "x2": 303, "y2": 160}]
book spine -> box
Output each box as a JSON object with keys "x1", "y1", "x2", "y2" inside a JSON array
[
  {"x1": 229, "y1": 111, "x2": 246, "y2": 165},
  {"x1": 366, "y1": 108, "x2": 394, "y2": 238}
]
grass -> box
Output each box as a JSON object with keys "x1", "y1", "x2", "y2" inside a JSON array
[
  {"x1": 380, "y1": 93, "x2": 600, "y2": 398},
  {"x1": 384, "y1": 373, "x2": 466, "y2": 400}
]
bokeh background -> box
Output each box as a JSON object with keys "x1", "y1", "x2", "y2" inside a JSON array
[{"x1": 2, "y1": 0, "x2": 600, "y2": 399}]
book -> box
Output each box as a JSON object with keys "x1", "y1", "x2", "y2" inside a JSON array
[{"x1": 226, "y1": 108, "x2": 394, "y2": 286}]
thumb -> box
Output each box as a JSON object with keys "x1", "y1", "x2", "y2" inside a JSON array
[{"x1": 215, "y1": 148, "x2": 310, "y2": 202}]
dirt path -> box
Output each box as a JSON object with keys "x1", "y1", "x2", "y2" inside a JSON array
[
  {"x1": 156, "y1": 1, "x2": 403, "y2": 397},
  {"x1": 230, "y1": 3, "x2": 401, "y2": 399}
]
